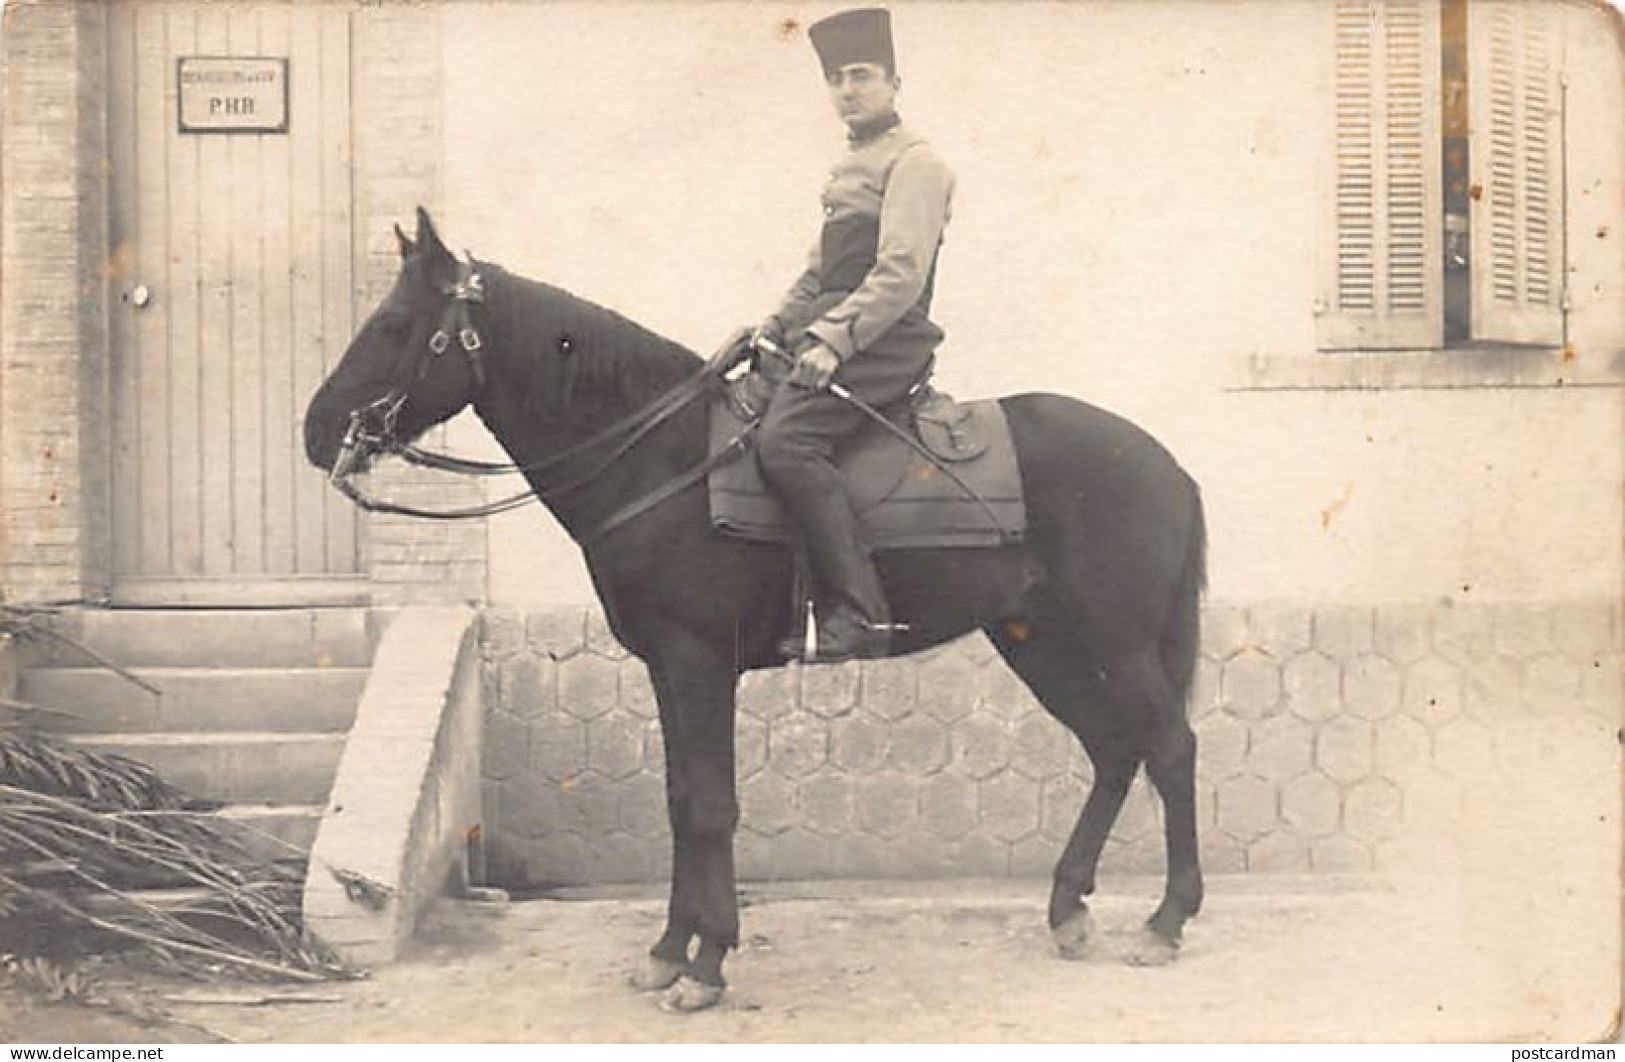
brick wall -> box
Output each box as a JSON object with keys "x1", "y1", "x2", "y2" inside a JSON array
[
  {"x1": 349, "y1": 4, "x2": 486, "y2": 605},
  {"x1": 478, "y1": 598, "x2": 1621, "y2": 886},
  {"x1": 0, "y1": 0, "x2": 111, "y2": 604}
]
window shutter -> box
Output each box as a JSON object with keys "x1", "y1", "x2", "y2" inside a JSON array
[
  {"x1": 1468, "y1": 0, "x2": 1564, "y2": 346},
  {"x1": 1319, "y1": 0, "x2": 1443, "y2": 351}
]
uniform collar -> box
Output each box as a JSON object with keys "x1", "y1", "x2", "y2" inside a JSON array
[{"x1": 846, "y1": 111, "x2": 902, "y2": 145}]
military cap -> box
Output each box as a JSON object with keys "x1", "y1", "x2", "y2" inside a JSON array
[{"x1": 808, "y1": 8, "x2": 896, "y2": 77}]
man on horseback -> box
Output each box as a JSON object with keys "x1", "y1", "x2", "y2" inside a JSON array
[{"x1": 754, "y1": 6, "x2": 955, "y2": 664}]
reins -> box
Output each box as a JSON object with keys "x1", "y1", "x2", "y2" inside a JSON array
[
  {"x1": 340, "y1": 359, "x2": 738, "y2": 528},
  {"x1": 329, "y1": 254, "x2": 1012, "y2": 544},
  {"x1": 395, "y1": 355, "x2": 725, "y2": 496},
  {"x1": 329, "y1": 263, "x2": 753, "y2": 535}
]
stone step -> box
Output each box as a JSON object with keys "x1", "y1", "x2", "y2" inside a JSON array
[
  {"x1": 214, "y1": 803, "x2": 324, "y2": 862},
  {"x1": 40, "y1": 608, "x2": 373, "y2": 669},
  {"x1": 62, "y1": 732, "x2": 346, "y2": 804},
  {"x1": 19, "y1": 667, "x2": 365, "y2": 733}
]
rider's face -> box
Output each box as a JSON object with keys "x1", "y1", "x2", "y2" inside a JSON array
[{"x1": 825, "y1": 62, "x2": 899, "y2": 129}]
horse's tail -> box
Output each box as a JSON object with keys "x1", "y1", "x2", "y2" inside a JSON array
[{"x1": 1160, "y1": 476, "x2": 1208, "y2": 718}]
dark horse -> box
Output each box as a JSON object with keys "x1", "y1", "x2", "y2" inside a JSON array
[{"x1": 304, "y1": 209, "x2": 1208, "y2": 1011}]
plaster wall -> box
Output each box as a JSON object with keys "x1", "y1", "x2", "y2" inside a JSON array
[{"x1": 434, "y1": 1, "x2": 1625, "y2": 609}]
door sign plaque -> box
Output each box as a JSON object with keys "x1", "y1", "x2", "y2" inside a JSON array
[{"x1": 178, "y1": 57, "x2": 288, "y2": 134}]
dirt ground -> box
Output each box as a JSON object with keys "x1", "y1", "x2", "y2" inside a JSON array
[{"x1": 2, "y1": 874, "x2": 1618, "y2": 1044}]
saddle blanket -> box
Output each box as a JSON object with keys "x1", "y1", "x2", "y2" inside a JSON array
[{"x1": 708, "y1": 383, "x2": 1027, "y2": 550}]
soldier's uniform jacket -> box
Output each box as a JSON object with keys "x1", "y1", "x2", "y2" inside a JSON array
[{"x1": 770, "y1": 118, "x2": 955, "y2": 364}]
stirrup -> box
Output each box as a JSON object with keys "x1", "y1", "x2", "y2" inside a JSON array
[{"x1": 777, "y1": 607, "x2": 903, "y2": 664}]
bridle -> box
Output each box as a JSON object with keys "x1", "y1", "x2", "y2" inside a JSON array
[
  {"x1": 327, "y1": 256, "x2": 754, "y2": 537},
  {"x1": 328, "y1": 255, "x2": 493, "y2": 496}
]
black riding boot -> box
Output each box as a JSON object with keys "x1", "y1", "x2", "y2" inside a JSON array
[{"x1": 775, "y1": 495, "x2": 891, "y2": 664}]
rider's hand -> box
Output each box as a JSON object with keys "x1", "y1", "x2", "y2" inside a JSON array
[{"x1": 789, "y1": 342, "x2": 842, "y2": 390}]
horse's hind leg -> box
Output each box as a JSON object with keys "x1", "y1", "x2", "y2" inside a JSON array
[
  {"x1": 992, "y1": 624, "x2": 1202, "y2": 964},
  {"x1": 1050, "y1": 742, "x2": 1139, "y2": 959},
  {"x1": 1123, "y1": 650, "x2": 1204, "y2": 966},
  {"x1": 987, "y1": 623, "x2": 1138, "y2": 960},
  {"x1": 1138, "y1": 717, "x2": 1202, "y2": 961}
]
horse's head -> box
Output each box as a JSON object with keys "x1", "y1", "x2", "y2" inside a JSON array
[{"x1": 303, "y1": 207, "x2": 488, "y2": 477}]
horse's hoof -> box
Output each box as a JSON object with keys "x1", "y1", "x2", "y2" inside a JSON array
[
  {"x1": 1051, "y1": 908, "x2": 1094, "y2": 961},
  {"x1": 659, "y1": 976, "x2": 725, "y2": 1013},
  {"x1": 629, "y1": 955, "x2": 685, "y2": 993},
  {"x1": 1126, "y1": 929, "x2": 1180, "y2": 967}
]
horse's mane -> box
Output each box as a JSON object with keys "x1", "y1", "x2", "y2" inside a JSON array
[{"x1": 480, "y1": 264, "x2": 705, "y2": 423}]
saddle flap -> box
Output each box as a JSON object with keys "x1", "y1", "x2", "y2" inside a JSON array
[
  {"x1": 913, "y1": 388, "x2": 989, "y2": 462},
  {"x1": 708, "y1": 376, "x2": 1027, "y2": 551}
]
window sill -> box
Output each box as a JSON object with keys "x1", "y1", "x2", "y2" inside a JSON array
[{"x1": 1228, "y1": 345, "x2": 1625, "y2": 392}]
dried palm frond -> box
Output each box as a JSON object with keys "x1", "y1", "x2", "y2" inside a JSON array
[
  {"x1": 0, "y1": 778, "x2": 350, "y2": 981},
  {"x1": 0, "y1": 730, "x2": 205, "y2": 813},
  {"x1": 1, "y1": 953, "x2": 95, "y2": 1003},
  {"x1": 0, "y1": 606, "x2": 351, "y2": 982},
  {"x1": 0, "y1": 734, "x2": 350, "y2": 982}
]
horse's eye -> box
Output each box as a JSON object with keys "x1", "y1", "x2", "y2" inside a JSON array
[{"x1": 557, "y1": 334, "x2": 575, "y2": 355}]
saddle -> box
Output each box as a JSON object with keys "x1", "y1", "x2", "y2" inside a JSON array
[{"x1": 707, "y1": 367, "x2": 1027, "y2": 550}]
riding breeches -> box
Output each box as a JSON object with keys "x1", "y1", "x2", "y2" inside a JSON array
[{"x1": 755, "y1": 300, "x2": 942, "y2": 624}]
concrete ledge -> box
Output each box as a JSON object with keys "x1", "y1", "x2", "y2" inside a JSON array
[
  {"x1": 302, "y1": 606, "x2": 482, "y2": 966},
  {"x1": 1229, "y1": 347, "x2": 1625, "y2": 392}
]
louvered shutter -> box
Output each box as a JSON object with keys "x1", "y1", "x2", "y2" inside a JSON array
[
  {"x1": 1468, "y1": 0, "x2": 1564, "y2": 346},
  {"x1": 1319, "y1": 0, "x2": 1443, "y2": 350}
]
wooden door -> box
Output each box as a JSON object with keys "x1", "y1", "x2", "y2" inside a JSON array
[{"x1": 108, "y1": 2, "x2": 361, "y2": 605}]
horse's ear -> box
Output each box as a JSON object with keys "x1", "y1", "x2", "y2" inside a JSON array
[
  {"x1": 414, "y1": 206, "x2": 453, "y2": 272},
  {"x1": 394, "y1": 223, "x2": 415, "y2": 260},
  {"x1": 415, "y1": 207, "x2": 445, "y2": 251}
]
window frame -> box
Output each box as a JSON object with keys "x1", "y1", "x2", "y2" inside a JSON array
[{"x1": 1237, "y1": 0, "x2": 1611, "y2": 392}]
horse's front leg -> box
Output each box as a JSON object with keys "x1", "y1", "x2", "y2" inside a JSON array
[
  {"x1": 642, "y1": 638, "x2": 741, "y2": 1013},
  {"x1": 628, "y1": 662, "x2": 696, "y2": 991}
]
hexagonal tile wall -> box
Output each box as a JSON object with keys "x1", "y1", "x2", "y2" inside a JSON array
[
  {"x1": 1282, "y1": 651, "x2": 1342, "y2": 722},
  {"x1": 1246, "y1": 712, "x2": 1315, "y2": 781},
  {"x1": 829, "y1": 712, "x2": 889, "y2": 774},
  {"x1": 801, "y1": 660, "x2": 862, "y2": 719},
  {"x1": 1215, "y1": 773, "x2": 1277, "y2": 845},
  {"x1": 919, "y1": 772, "x2": 980, "y2": 841},
  {"x1": 855, "y1": 770, "x2": 921, "y2": 840},
  {"x1": 1221, "y1": 649, "x2": 1284, "y2": 720},
  {"x1": 1280, "y1": 771, "x2": 1342, "y2": 839},
  {"x1": 799, "y1": 771, "x2": 856, "y2": 838},
  {"x1": 887, "y1": 713, "x2": 952, "y2": 774},
  {"x1": 477, "y1": 600, "x2": 1621, "y2": 886},
  {"x1": 557, "y1": 654, "x2": 619, "y2": 722},
  {"x1": 978, "y1": 769, "x2": 1043, "y2": 844},
  {"x1": 770, "y1": 714, "x2": 831, "y2": 779},
  {"x1": 1343, "y1": 654, "x2": 1402, "y2": 721}
]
